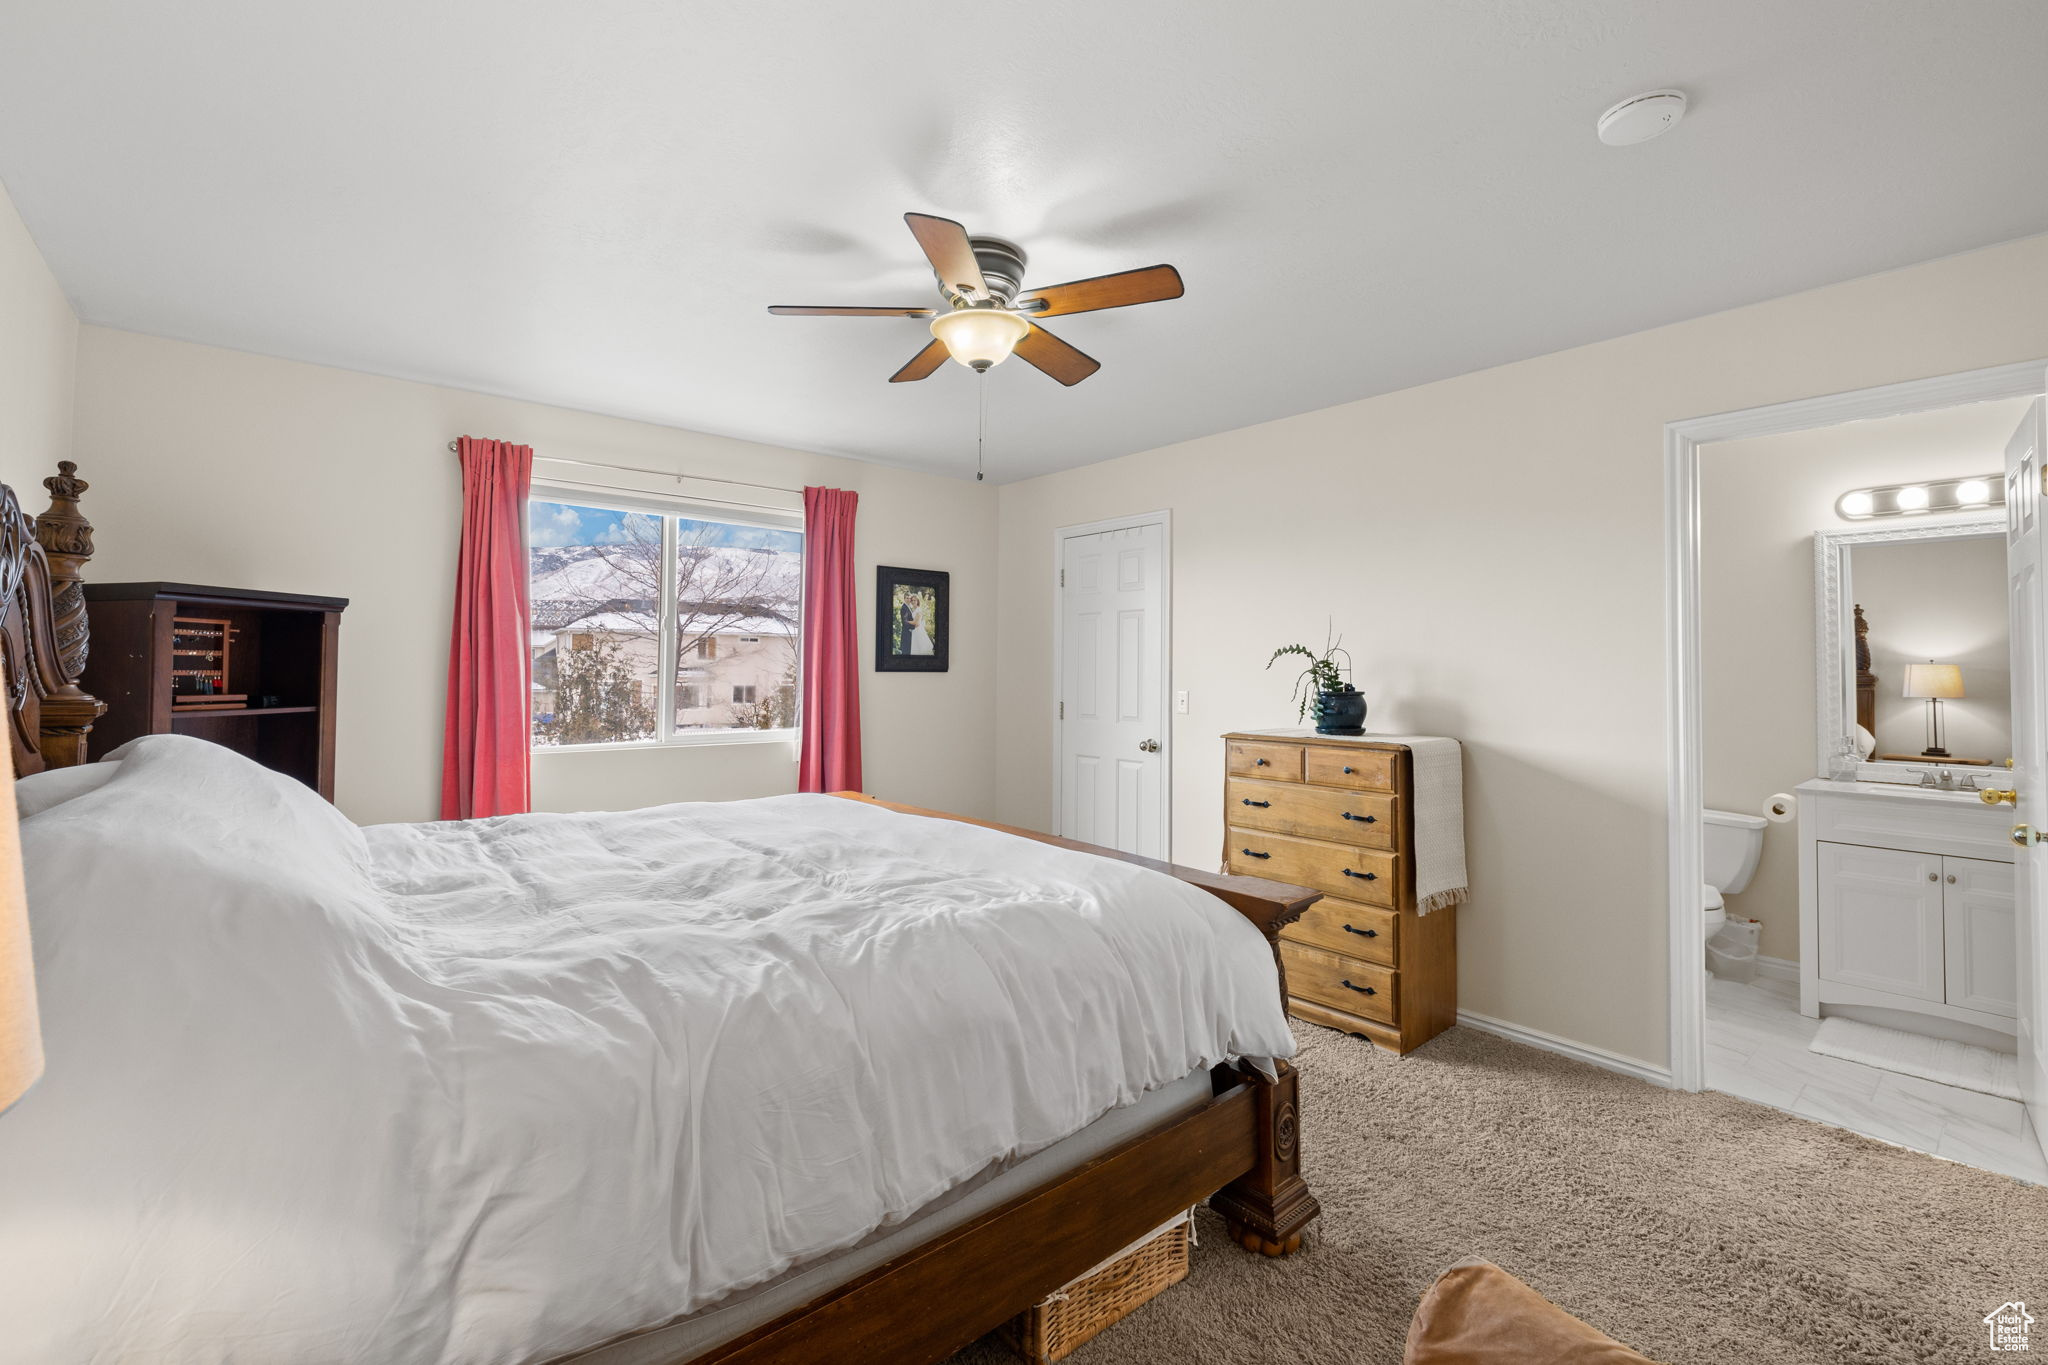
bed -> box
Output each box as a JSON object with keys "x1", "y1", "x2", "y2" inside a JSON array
[{"x1": 0, "y1": 465, "x2": 1322, "y2": 1365}]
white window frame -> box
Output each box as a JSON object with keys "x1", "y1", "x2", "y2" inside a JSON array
[{"x1": 530, "y1": 482, "x2": 804, "y2": 753}]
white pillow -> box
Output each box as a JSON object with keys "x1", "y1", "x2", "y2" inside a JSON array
[{"x1": 15, "y1": 761, "x2": 121, "y2": 818}]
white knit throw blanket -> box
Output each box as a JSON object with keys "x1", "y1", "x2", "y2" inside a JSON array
[{"x1": 1241, "y1": 731, "x2": 1469, "y2": 914}]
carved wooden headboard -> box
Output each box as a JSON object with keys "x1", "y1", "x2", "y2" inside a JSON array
[
  {"x1": 1853, "y1": 602, "x2": 1877, "y2": 736},
  {"x1": 0, "y1": 463, "x2": 102, "y2": 775}
]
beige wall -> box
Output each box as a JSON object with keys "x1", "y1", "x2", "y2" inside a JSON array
[
  {"x1": 1701, "y1": 401, "x2": 2026, "y2": 962},
  {"x1": 67, "y1": 327, "x2": 999, "y2": 826},
  {"x1": 0, "y1": 180, "x2": 77, "y2": 494},
  {"x1": 995, "y1": 233, "x2": 2048, "y2": 1071}
]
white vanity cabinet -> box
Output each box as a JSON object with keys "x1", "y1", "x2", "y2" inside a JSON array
[{"x1": 1797, "y1": 779, "x2": 2019, "y2": 1035}]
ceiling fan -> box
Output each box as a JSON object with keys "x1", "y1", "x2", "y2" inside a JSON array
[{"x1": 768, "y1": 213, "x2": 1184, "y2": 386}]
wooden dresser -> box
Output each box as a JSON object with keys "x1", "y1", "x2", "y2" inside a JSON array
[{"x1": 1223, "y1": 731, "x2": 1457, "y2": 1053}]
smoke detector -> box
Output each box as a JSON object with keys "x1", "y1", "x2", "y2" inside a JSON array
[{"x1": 1597, "y1": 89, "x2": 1687, "y2": 146}]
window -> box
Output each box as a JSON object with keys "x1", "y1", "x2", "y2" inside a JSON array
[{"x1": 530, "y1": 496, "x2": 803, "y2": 747}]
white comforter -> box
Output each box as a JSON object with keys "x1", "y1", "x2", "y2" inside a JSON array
[{"x1": 0, "y1": 736, "x2": 1292, "y2": 1364}]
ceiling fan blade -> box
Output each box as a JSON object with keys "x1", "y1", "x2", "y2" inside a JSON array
[
  {"x1": 768, "y1": 305, "x2": 936, "y2": 317},
  {"x1": 904, "y1": 213, "x2": 989, "y2": 301},
  {"x1": 1016, "y1": 264, "x2": 1184, "y2": 318},
  {"x1": 1013, "y1": 324, "x2": 1101, "y2": 386},
  {"x1": 889, "y1": 338, "x2": 951, "y2": 383}
]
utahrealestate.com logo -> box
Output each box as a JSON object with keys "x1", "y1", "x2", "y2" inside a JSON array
[{"x1": 1985, "y1": 1301, "x2": 2034, "y2": 1352}]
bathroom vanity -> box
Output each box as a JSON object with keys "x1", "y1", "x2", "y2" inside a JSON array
[{"x1": 1795, "y1": 778, "x2": 2018, "y2": 1036}]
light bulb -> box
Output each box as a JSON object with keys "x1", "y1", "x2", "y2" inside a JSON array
[
  {"x1": 1957, "y1": 479, "x2": 1991, "y2": 505},
  {"x1": 1895, "y1": 485, "x2": 1929, "y2": 511},
  {"x1": 1840, "y1": 490, "x2": 1875, "y2": 517},
  {"x1": 929, "y1": 308, "x2": 1030, "y2": 371}
]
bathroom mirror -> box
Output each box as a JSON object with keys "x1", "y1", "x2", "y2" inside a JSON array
[{"x1": 1814, "y1": 515, "x2": 2009, "y2": 781}]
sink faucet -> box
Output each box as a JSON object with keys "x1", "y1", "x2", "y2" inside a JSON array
[{"x1": 1918, "y1": 767, "x2": 1958, "y2": 790}]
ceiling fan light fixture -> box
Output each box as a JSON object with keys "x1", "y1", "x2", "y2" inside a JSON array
[{"x1": 929, "y1": 307, "x2": 1030, "y2": 371}]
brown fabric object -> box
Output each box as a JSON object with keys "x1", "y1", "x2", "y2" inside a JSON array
[{"x1": 1404, "y1": 1259, "x2": 1659, "y2": 1364}]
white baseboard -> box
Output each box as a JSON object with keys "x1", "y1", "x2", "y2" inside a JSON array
[
  {"x1": 1755, "y1": 954, "x2": 1799, "y2": 984},
  {"x1": 1456, "y1": 1010, "x2": 1674, "y2": 1088}
]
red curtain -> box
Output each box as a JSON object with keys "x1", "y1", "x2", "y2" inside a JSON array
[
  {"x1": 798, "y1": 486, "x2": 862, "y2": 793},
  {"x1": 441, "y1": 436, "x2": 533, "y2": 819}
]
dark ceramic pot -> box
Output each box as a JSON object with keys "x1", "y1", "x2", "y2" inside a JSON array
[{"x1": 1313, "y1": 686, "x2": 1367, "y2": 735}]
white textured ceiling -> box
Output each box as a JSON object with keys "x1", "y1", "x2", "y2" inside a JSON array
[{"x1": 3, "y1": 2, "x2": 2046, "y2": 482}]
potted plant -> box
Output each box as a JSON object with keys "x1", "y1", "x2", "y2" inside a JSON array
[{"x1": 1267, "y1": 631, "x2": 1366, "y2": 735}]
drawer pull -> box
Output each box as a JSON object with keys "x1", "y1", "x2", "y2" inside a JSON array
[
  {"x1": 1340, "y1": 979, "x2": 1378, "y2": 996},
  {"x1": 1341, "y1": 811, "x2": 1376, "y2": 823},
  {"x1": 1342, "y1": 868, "x2": 1377, "y2": 881},
  {"x1": 1343, "y1": 924, "x2": 1378, "y2": 938},
  {"x1": 1342, "y1": 765, "x2": 1355, "y2": 774},
  {"x1": 1241, "y1": 798, "x2": 1272, "y2": 808},
  {"x1": 1254, "y1": 757, "x2": 1270, "y2": 766},
  {"x1": 1240, "y1": 848, "x2": 1271, "y2": 859}
]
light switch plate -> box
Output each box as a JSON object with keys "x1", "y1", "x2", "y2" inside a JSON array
[{"x1": 1175, "y1": 690, "x2": 1189, "y2": 714}]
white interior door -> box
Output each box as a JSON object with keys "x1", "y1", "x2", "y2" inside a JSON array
[
  {"x1": 1058, "y1": 520, "x2": 1167, "y2": 858},
  {"x1": 2005, "y1": 394, "x2": 2048, "y2": 1160}
]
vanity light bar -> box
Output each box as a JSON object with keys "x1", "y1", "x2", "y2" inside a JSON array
[{"x1": 1835, "y1": 474, "x2": 2003, "y2": 521}]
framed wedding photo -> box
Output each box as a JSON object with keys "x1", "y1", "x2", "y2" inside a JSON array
[{"x1": 875, "y1": 566, "x2": 948, "y2": 672}]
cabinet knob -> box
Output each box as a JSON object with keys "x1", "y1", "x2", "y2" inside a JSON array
[
  {"x1": 1342, "y1": 765, "x2": 1356, "y2": 774},
  {"x1": 1928, "y1": 872, "x2": 1939, "y2": 883},
  {"x1": 1982, "y1": 787, "x2": 2019, "y2": 806},
  {"x1": 1946, "y1": 874, "x2": 1957, "y2": 884},
  {"x1": 1255, "y1": 757, "x2": 1269, "y2": 766}
]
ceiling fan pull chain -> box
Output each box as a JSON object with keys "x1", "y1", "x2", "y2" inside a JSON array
[{"x1": 976, "y1": 367, "x2": 987, "y2": 482}]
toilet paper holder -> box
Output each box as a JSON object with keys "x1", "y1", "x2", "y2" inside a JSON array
[{"x1": 1762, "y1": 793, "x2": 1795, "y2": 823}]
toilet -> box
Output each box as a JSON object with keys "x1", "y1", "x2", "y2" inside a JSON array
[{"x1": 1703, "y1": 808, "x2": 1768, "y2": 945}]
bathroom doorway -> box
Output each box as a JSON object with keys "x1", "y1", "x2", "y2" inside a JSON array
[{"x1": 1667, "y1": 362, "x2": 2048, "y2": 1183}]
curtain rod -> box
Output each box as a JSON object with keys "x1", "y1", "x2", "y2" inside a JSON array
[{"x1": 447, "y1": 440, "x2": 802, "y2": 497}]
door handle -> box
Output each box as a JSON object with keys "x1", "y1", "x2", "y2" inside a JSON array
[
  {"x1": 1981, "y1": 787, "x2": 2019, "y2": 807},
  {"x1": 2014, "y1": 824, "x2": 2040, "y2": 847},
  {"x1": 1138, "y1": 738, "x2": 1160, "y2": 753}
]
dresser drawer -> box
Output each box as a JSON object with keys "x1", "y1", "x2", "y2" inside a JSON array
[
  {"x1": 1303, "y1": 746, "x2": 1399, "y2": 792},
  {"x1": 1227, "y1": 778, "x2": 1397, "y2": 850},
  {"x1": 1227, "y1": 827, "x2": 1398, "y2": 907},
  {"x1": 1281, "y1": 940, "x2": 1397, "y2": 1025},
  {"x1": 1226, "y1": 740, "x2": 1301, "y2": 781},
  {"x1": 1281, "y1": 897, "x2": 1398, "y2": 966}
]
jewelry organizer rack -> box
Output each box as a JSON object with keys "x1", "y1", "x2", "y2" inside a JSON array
[{"x1": 169, "y1": 615, "x2": 247, "y2": 711}]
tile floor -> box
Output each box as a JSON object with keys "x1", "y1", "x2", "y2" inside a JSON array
[{"x1": 1705, "y1": 972, "x2": 2048, "y2": 1185}]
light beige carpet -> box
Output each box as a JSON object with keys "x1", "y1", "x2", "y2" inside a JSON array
[{"x1": 950, "y1": 1024, "x2": 2047, "y2": 1365}]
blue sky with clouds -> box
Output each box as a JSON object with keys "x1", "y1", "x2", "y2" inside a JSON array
[{"x1": 529, "y1": 501, "x2": 801, "y2": 553}]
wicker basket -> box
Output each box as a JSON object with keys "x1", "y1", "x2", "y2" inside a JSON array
[{"x1": 997, "y1": 1217, "x2": 1192, "y2": 1364}]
